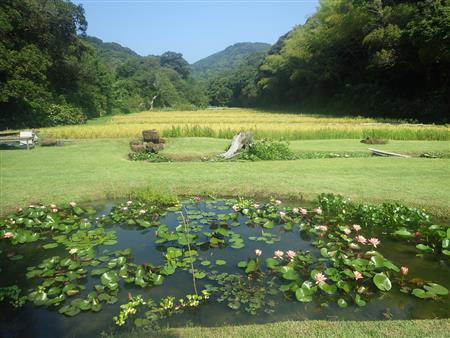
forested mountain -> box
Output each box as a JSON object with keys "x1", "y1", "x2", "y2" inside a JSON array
[
  {"x1": 192, "y1": 42, "x2": 271, "y2": 81},
  {"x1": 81, "y1": 36, "x2": 139, "y2": 70}
]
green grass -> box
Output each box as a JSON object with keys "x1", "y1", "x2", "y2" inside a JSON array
[
  {"x1": 1, "y1": 138, "x2": 449, "y2": 216},
  {"x1": 108, "y1": 319, "x2": 450, "y2": 338},
  {"x1": 35, "y1": 108, "x2": 450, "y2": 140}
]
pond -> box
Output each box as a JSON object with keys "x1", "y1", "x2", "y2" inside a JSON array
[{"x1": 0, "y1": 195, "x2": 449, "y2": 338}]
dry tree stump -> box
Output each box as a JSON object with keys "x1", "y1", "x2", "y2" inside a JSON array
[{"x1": 218, "y1": 131, "x2": 253, "y2": 159}]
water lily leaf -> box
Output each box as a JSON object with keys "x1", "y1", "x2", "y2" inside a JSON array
[
  {"x1": 59, "y1": 305, "x2": 80, "y2": 317},
  {"x1": 373, "y1": 273, "x2": 392, "y2": 291},
  {"x1": 320, "y1": 248, "x2": 328, "y2": 257},
  {"x1": 355, "y1": 294, "x2": 366, "y2": 307},
  {"x1": 295, "y1": 287, "x2": 312, "y2": 302},
  {"x1": 201, "y1": 260, "x2": 212, "y2": 266},
  {"x1": 319, "y1": 282, "x2": 337, "y2": 295},
  {"x1": 42, "y1": 243, "x2": 59, "y2": 249},
  {"x1": 392, "y1": 228, "x2": 413, "y2": 238},
  {"x1": 281, "y1": 267, "x2": 300, "y2": 281},
  {"x1": 416, "y1": 244, "x2": 434, "y2": 253},
  {"x1": 101, "y1": 271, "x2": 119, "y2": 290},
  {"x1": 337, "y1": 299, "x2": 348, "y2": 308},
  {"x1": 265, "y1": 258, "x2": 280, "y2": 269},
  {"x1": 29, "y1": 290, "x2": 48, "y2": 306},
  {"x1": 262, "y1": 221, "x2": 275, "y2": 229},
  {"x1": 412, "y1": 288, "x2": 429, "y2": 299},
  {"x1": 215, "y1": 259, "x2": 226, "y2": 266},
  {"x1": 423, "y1": 283, "x2": 449, "y2": 296},
  {"x1": 91, "y1": 268, "x2": 109, "y2": 276},
  {"x1": 194, "y1": 271, "x2": 206, "y2": 279},
  {"x1": 337, "y1": 280, "x2": 352, "y2": 293},
  {"x1": 245, "y1": 260, "x2": 258, "y2": 274},
  {"x1": 71, "y1": 299, "x2": 91, "y2": 311},
  {"x1": 237, "y1": 260, "x2": 247, "y2": 268}
]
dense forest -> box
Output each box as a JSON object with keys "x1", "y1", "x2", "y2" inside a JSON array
[{"x1": 1, "y1": 0, "x2": 449, "y2": 129}]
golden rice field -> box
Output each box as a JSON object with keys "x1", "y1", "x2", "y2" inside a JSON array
[{"x1": 38, "y1": 108, "x2": 450, "y2": 140}]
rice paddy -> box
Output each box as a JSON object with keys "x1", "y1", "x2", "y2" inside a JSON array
[{"x1": 37, "y1": 108, "x2": 450, "y2": 141}]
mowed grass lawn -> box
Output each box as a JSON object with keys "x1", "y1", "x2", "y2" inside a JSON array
[
  {"x1": 113, "y1": 319, "x2": 450, "y2": 338},
  {"x1": 1, "y1": 138, "x2": 449, "y2": 216}
]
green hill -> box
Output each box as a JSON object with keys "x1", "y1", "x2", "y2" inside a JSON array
[{"x1": 192, "y1": 42, "x2": 271, "y2": 81}]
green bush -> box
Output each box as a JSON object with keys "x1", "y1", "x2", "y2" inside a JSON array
[
  {"x1": 47, "y1": 104, "x2": 87, "y2": 126},
  {"x1": 240, "y1": 139, "x2": 295, "y2": 161}
]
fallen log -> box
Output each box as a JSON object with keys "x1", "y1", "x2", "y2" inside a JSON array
[
  {"x1": 368, "y1": 148, "x2": 411, "y2": 158},
  {"x1": 219, "y1": 131, "x2": 253, "y2": 159}
]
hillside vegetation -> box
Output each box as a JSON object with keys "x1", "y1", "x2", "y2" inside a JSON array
[{"x1": 192, "y1": 42, "x2": 270, "y2": 80}]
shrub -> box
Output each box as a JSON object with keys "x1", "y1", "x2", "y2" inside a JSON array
[
  {"x1": 47, "y1": 104, "x2": 87, "y2": 126},
  {"x1": 240, "y1": 139, "x2": 295, "y2": 161},
  {"x1": 127, "y1": 152, "x2": 170, "y2": 162}
]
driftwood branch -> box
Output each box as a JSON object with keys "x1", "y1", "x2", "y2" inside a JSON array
[
  {"x1": 218, "y1": 131, "x2": 253, "y2": 159},
  {"x1": 150, "y1": 95, "x2": 158, "y2": 111}
]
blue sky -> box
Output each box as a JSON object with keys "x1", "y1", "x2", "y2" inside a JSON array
[{"x1": 73, "y1": 0, "x2": 319, "y2": 63}]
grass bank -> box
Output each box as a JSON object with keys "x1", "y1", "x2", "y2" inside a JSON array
[
  {"x1": 37, "y1": 108, "x2": 450, "y2": 140},
  {"x1": 110, "y1": 319, "x2": 450, "y2": 338},
  {"x1": 1, "y1": 138, "x2": 449, "y2": 216}
]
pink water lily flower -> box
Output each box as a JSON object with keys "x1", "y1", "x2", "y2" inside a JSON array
[
  {"x1": 368, "y1": 237, "x2": 381, "y2": 248},
  {"x1": 275, "y1": 200, "x2": 282, "y2": 205},
  {"x1": 279, "y1": 211, "x2": 286, "y2": 218},
  {"x1": 353, "y1": 224, "x2": 361, "y2": 231},
  {"x1": 353, "y1": 271, "x2": 363, "y2": 280},
  {"x1": 355, "y1": 235, "x2": 367, "y2": 244},
  {"x1": 232, "y1": 205, "x2": 240, "y2": 212},
  {"x1": 50, "y1": 204, "x2": 57, "y2": 209},
  {"x1": 313, "y1": 207, "x2": 322, "y2": 215},
  {"x1": 126, "y1": 200, "x2": 133, "y2": 205},
  {"x1": 3, "y1": 232, "x2": 13, "y2": 239},
  {"x1": 300, "y1": 208, "x2": 308, "y2": 215},
  {"x1": 318, "y1": 225, "x2": 328, "y2": 232},
  {"x1": 315, "y1": 272, "x2": 327, "y2": 284},
  {"x1": 252, "y1": 203, "x2": 260, "y2": 209},
  {"x1": 52, "y1": 208, "x2": 58, "y2": 213},
  {"x1": 286, "y1": 250, "x2": 296, "y2": 259},
  {"x1": 343, "y1": 228, "x2": 351, "y2": 235},
  {"x1": 255, "y1": 249, "x2": 262, "y2": 257},
  {"x1": 400, "y1": 266, "x2": 409, "y2": 275},
  {"x1": 274, "y1": 250, "x2": 284, "y2": 259},
  {"x1": 193, "y1": 196, "x2": 201, "y2": 202},
  {"x1": 69, "y1": 201, "x2": 77, "y2": 207},
  {"x1": 139, "y1": 209, "x2": 146, "y2": 214},
  {"x1": 292, "y1": 208, "x2": 299, "y2": 214}
]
